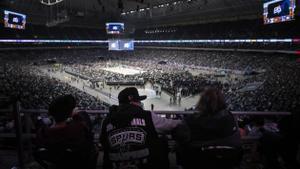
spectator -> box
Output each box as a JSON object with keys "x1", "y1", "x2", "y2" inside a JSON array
[
  {"x1": 175, "y1": 88, "x2": 242, "y2": 169},
  {"x1": 100, "y1": 87, "x2": 182, "y2": 169},
  {"x1": 258, "y1": 112, "x2": 300, "y2": 169},
  {"x1": 35, "y1": 95, "x2": 97, "y2": 169}
]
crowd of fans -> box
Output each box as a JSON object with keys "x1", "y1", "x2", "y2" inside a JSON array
[
  {"x1": 0, "y1": 62, "x2": 107, "y2": 110},
  {"x1": 1, "y1": 48, "x2": 299, "y2": 113},
  {"x1": 54, "y1": 48, "x2": 300, "y2": 112}
]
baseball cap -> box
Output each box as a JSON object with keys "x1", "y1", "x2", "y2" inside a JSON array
[{"x1": 118, "y1": 87, "x2": 147, "y2": 104}]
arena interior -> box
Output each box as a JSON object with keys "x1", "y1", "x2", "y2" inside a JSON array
[{"x1": 0, "y1": 0, "x2": 300, "y2": 169}]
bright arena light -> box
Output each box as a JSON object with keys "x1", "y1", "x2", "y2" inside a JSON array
[
  {"x1": 0, "y1": 39, "x2": 108, "y2": 43},
  {"x1": 111, "y1": 43, "x2": 117, "y2": 48},
  {"x1": 124, "y1": 43, "x2": 130, "y2": 48},
  {"x1": 0, "y1": 39, "x2": 295, "y2": 43}
]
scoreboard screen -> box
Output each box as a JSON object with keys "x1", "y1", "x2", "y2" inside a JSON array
[
  {"x1": 263, "y1": 0, "x2": 296, "y2": 24},
  {"x1": 4, "y1": 10, "x2": 26, "y2": 29},
  {"x1": 109, "y1": 39, "x2": 134, "y2": 51},
  {"x1": 106, "y1": 23, "x2": 124, "y2": 34}
]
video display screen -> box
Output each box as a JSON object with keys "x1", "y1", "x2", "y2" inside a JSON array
[
  {"x1": 4, "y1": 10, "x2": 26, "y2": 29},
  {"x1": 106, "y1": 23, "x2": 124, "y2": 34},
  {"x1": 108, "y1": 39, "x2": 134, "y2": 51},
  {"x1": 263, "y1": 0, "x2": 296, "y2": 24}
]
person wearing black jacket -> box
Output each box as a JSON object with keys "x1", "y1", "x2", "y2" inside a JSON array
[
  {"x1": 175, "y1": 87, "x2": 242, "y2": 169},
  {"x1": 100, "y1": 87, "x2": 181, "y2": 169}
]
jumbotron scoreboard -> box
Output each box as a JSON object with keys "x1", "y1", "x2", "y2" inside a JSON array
[
  {"x1": 4, "y1": 10, "x2": 26, "y2": 29},
  {"x1": 106, "y1": 23, "x2": 124, "y2": 34},
  {"x1": 263, "y1": 0, "x2": 296, "y2": 24},
  {"x1": 108, "y1": 39, "x2": 134, "y2": 51}
]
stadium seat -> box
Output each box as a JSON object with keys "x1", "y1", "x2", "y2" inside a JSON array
[
  {"x1": 177, "y1": 143, "x2": 243, "y2": 169},
  {"x1": 33, "y1": 146, "x2": 98, "y2": 169}
]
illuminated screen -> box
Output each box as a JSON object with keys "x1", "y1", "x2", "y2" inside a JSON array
[
  {"x1": 108, "y1": 39, "x2": 134, "y2": 51},
  {"x1": 4, "y1": 10, "x2": 26, "y2": 29},
  {"x1": 106, "y1": 23, "x2": 124, "y2": 34},
  {"x1": 263, "y1": 0, "x2": 296, "y2": 24}
]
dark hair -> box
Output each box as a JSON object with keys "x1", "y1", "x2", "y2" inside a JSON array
[
  {"x1": 48, "y1": 95, "x2": 76, "y2": 122},
  {"x1": 195, "y1": 87, "x2": 226, "y2": 115}
]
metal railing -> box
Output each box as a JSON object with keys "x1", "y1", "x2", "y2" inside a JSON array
[{"x1": 15, "y1": 109, "x2": 291, "y2": 116}]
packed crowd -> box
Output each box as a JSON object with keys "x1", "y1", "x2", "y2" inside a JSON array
[
  {"x1": 134, "y1": 42, "x2": 299, "y2": 50},
  {"x1": 1, "y1": 48, "x2": 300, "y2": 113},
  {"x1": 59, "y1": 49, "x2": 299, "y2": 112},
  {"x1": 0, "y1": 63, "x2": 107, "y2": 110}
]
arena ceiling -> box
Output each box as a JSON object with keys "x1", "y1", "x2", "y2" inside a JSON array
[{"x1": 0, "y1": 0, "x2": 262, "y2": 28}]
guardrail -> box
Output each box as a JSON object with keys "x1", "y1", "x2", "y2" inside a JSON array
[{"x1": 0, "y1": 108, "x2": 290, "y2": 116}]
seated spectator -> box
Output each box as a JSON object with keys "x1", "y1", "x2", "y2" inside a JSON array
[
  {"x1": 257, "y1": 113, "x2": 300, "y2": 169},
  {"x1": 35, "y1": 95, "x2": 97, "y2": 169},
  {"x1": 100, "y1": 87, "x2": 182, "y2": 169},
  {"x1": 175, "y1": 88, "x2": 242, "y2": 169}
]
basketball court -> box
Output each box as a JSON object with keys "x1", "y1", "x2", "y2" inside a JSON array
[
  {"x1": 40, "y1": 66, "x2": 199, "y2": 111},
  {"x1": 100, "y1": 65, "x2": 145, "y2": 75}
]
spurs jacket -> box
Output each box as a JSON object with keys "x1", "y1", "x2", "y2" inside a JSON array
[{"x1": 100, "y1": 104, "x2": 168, "y2": 169}]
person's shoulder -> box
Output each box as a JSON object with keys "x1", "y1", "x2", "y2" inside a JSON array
[
  {"x1": 142, "y1": 109, "x2": 152, "y2": 113},
  {"x1": 38, "y1": 124, "x2": 67, "y2": 139},
  {"x1": 64, "y1": 121, "x2": 90, "y2": 139},
  {"x1": 138, "y1": 109, "x2": 152, "y2": 118},
  {"x1": 109, "y1": 105, "x2": 119, "y2": 113},
  {"x1": 68, "y1": 119, "x2": 86, "y2": 128},
  {"x1": 184, "y1": 112, "x2": 200, "y2": 122},
  {"x1": 216, "y1": 109, "x2": 233, "y2": 118}
]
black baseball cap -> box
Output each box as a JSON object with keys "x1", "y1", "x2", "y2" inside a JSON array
[{"x1": 118, "y1": 87, "x2": 147, "y2": 104}]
